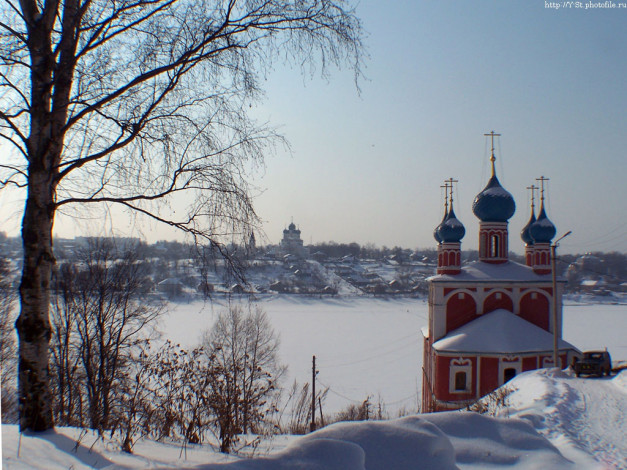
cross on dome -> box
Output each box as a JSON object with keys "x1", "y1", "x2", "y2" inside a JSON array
[
  {"x1": 472, "y1": 131, "x2": 515, "y2": 223},
  {"x1": 484, "y1": 131, "x2": 501, "y2": 176}
]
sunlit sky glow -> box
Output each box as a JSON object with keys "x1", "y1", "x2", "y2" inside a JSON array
[{"x1": 1, "y1": 1, "x2": 626, "y2": 254}]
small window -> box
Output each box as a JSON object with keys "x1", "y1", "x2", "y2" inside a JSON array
[
  {"x1": 455, "y1": 371, "x2": 467, "y2": 391},
  {"x1": 491, "y1": 234, "x2": 500, "y2": 257},
  {"x1": 458, "y1": 292, "x2": 465, "y2": 300},
  {"x1": 504, "y1": 368, "x2": 517, "y2": 383},
  {"x1": 450, "y1": 359, "x2": 472, "y2": 394},
  {"x1": 496, "y1": 292, "x2": 502, "y2": 300},
  {"x1": 531, "y1": 292, "x2": 538, "y2": 300}
]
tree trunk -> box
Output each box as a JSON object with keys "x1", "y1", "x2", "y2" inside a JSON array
[{"x1": 16, "y1": 169, "x2": 56, "y2": 431}]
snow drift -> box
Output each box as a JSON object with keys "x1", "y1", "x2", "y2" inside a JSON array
[{"x1": 3, "y1": 369, "x2": 625, "y2": 469}]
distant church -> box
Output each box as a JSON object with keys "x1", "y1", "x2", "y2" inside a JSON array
[
  {"x1": 422, "y1": 132, "x2": 579, "y2": 413},
  {"x1": 280, "y1": 220, "x2": 308, "y2": 258}
]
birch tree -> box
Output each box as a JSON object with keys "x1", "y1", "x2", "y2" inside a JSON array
[{"x1": 0, "y1": 0, "x2": 363, "y2": 431}]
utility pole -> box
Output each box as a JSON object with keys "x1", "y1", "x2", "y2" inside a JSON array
[
  {"x1": 551, "y1": 231, "x2": 572, "y2": 368},
  {"x1": 310, "y1": 355, "x2": 317, "y2": 432}
]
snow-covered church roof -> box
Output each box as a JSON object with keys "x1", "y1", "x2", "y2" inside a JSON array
[
  {"x1": 432, "y1": 309, "x2": 579, "y2": 355},
  {"x1": 428, "y1": 260, "x2": 558, "y2": 283}
]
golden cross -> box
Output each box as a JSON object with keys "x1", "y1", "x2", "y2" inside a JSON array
[
  {"x1": 484, "y1": 131, "x2": 501, "y2": 175},
  {"x1": 536, "y1": 176, "x2": 549, "y2": 202},
  {"x1": 526, "y1": 184, "x2": 538, "y2": 209},
  {"x1": 446, "y1": 178, "x2": 459, "y2": 206},
  {"x1": 440, "y1": 182, "x2": 450, "y2": 213},
  {"x1": 484, "y1": 131, "x2": 501, "y2": 160}
]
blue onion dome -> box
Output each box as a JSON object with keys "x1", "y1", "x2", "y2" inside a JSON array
[
  {"x1": 529, "y1": 204, "x2": 556, "y2": 243},
  {"x1": 438, "y1": 207, "x2": 466, "y2": 243},
  {"x1": 521, "y1": 210, "x2": 536, "y2": 245},
  {"x1": 288, "y1": 222, "x2": 296, "y2": 230},
  {"x1": 433, "y1": 210, "x2": 447, "y2": 243},
  {"x1": 472, "y1": 174, "x2": 516, "y2": 222}
]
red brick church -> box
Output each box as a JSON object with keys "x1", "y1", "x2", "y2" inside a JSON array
[{"x1": 421, "y1": 133, "x2": 579, "y2": 412}]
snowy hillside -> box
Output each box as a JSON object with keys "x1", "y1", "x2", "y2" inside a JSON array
[{"x1": 2, "y1": 368, "x2": 625, "y2": 469}]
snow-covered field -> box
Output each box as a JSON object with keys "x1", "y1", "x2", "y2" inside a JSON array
[
  {"x1": 2, "y1": 296, "x2": 626, "y2": 469},
  {"x1": 159, "y1": 295, "x2": 626, "y2": 415}
]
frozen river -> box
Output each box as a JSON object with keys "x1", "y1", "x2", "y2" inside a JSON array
[{"x1": 161, "y1": 296, "x2": 626, "y2": 415}]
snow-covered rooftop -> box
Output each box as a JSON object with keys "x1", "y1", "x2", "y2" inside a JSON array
[
  {"x1": 428, "y1": 260, "x2": 557, "y2": 283},
  {"x1": 432, "y1": 308, "x2": 579, "y2": 354}
]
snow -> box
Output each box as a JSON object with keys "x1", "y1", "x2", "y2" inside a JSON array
[
  {"x1": 562, "y1": 302, "x2": 627, "y2": 362},
  {"x1": 159, "y1": 296, "x2": 427, "y2": 415},
  {"x1": 3, "y1": 370, "x2": 626, "y2": 468},
  {"x1": 159, "y1": 296, "x2": 625, "y2": 416},
  {"x1": 2, "y1": 297, "x2": 626, "y2": 469},
  {"x1": 430, "y1": 260, "x2": 554, "y2": 283},
  {"x1": 432, "y1": 308, "x2": 578, "y2": 354},
  {"x1": 503, "y1": 368, "x2": 627, "y2": 469}
]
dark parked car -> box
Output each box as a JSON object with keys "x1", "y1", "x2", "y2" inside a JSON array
[{"x1": 573, "y1": 350, "x2": 612, "y2": 377}]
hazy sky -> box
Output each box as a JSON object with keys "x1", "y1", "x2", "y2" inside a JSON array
[
  {"x1": 2, "y1": 0, "x2": 626, "y2": 254},
  {"x1": 249, "y1": 0, "x2": 627, "y2": 254}
]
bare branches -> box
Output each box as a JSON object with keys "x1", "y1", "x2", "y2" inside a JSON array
[
  {"x1": 0, "y1": 163, "x2": 27, "y2": 188},
  {"x1": 7, "y1": 1, "x2": 363, "y2": 430},
  {"x1": 2, "y1": 0, "x2": 363, "y2": 232},
  {"x1": 50, "y1": 240, "x2": 163, "y2": 431}
]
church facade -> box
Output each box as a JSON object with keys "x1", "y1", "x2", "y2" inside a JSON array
[
  {"x1": 422, "y1": 135, "x2": 579, "y2": 413},
  {"x1": 280, "y1": 221, "x2": 308, "y2": 258}
]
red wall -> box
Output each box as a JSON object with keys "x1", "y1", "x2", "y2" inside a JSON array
[
  {"x1": 519, "y1": 292, "x2": 550, "y2": 330},
  {"x1": 479, "y1": 357, "x2": 499, "y2": 396},
  {"x1": 434, "y1": 355, "x2": 476, "y2": 403},
  {"x1": 446, "y1": 294, "x2": 477, "y2": 332},
  {"x1": 483, "y1": 291, "x2": 513, "y2": 313}
]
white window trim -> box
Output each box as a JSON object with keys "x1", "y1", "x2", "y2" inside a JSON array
[
  {"x1": 499, "y1": 357, "x2": 522, "y2": 385},
  {"x1": 449, "y1": 358, "x2": 472, "y2": 394}
]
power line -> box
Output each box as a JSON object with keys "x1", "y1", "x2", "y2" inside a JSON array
[
  {"x1": 318, "y1": 381, "x2": 363, "y2": 404},
  {"x1": 318, "y1": 380, "x2": 417, "y2": 409},
  {"x1": 319, "y1": 331, "x2": 419, "y2": 365},
  {"x1": 321, "y1": 335, "x2": 418, "y2": 369}
]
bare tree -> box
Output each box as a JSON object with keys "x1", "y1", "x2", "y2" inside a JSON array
[
  {"x1": 0, "y1": 0, "x2": 363, "y2": 430},
  {"x1": 49, "y1": 262, "x2": 85, "y2": 427},
  {"x1": 117, "y1": 340, "x2": 213, "y2": 452},
  {"x1": 203, "y1": 305, "x2": 284, "y2": 453},
  {"x1": 49, "y1": 239, "x2": 163, "y2": 431}
]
